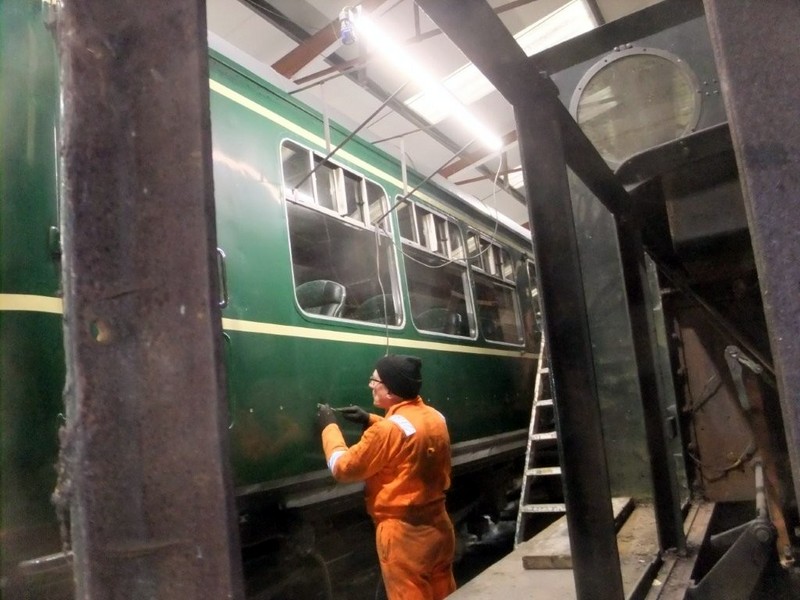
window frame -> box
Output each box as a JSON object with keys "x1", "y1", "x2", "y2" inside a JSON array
[
  {"x1": 397, "y1": 205, "x2": 477, "y2": 339},
  {"x1": 280, "y1": 138, "x2": 403, "y2": 327},
  {"x1": 281, "y1": 139, "x2": 393, "y2": 234},
  {"x1": 466, "y1": 229, "x2": 525, "y2": 346},
  {"x1": 396, "y1": 196, "x2": 469, "y2": 262}
]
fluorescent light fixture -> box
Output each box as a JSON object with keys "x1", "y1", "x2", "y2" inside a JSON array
[
  {"x1": 354, "y1": 13, "x2": 502, "y2": 152},
  {"x1": 506, "y1": 170, "x2": 525, "y2": 190},
  {"x1": 407, "y1": 0, "x2": 596, "y2": 123}
]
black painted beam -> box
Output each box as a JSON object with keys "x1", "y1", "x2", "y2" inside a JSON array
[
  {"x1": 57, "y1": 1, "x2": 244, "y2": 597},
  {"x1": 415, "y1": 0, "x2": 688, "y2": 591},
  {"x1": 534, "y1": 0, "x2": 703, "y2": 76},
  {"x1": 514, "y1": 94, "x2": 625, "y2": 600},
  {"x1": 415, "y1": 1, "x2": 625, "y2": 598}
]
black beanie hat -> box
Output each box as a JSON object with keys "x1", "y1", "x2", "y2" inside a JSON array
[{"x1": 375, "y1": 354, "x2": 422, "y2": 399}]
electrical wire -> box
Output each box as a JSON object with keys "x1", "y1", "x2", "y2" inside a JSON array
[
  {"x1": 289, "y1": 121, "x2": 513, "y2": 351},
  {"x1": 371, "y1": 141, "x2": 506, "y2": 270},
  {"x1": 390, "y1": 154, "x2": 505, "y2": 272},
  {"x1": 372, "y1": 226, "x2": 391, "y2": 356},
  {"x1": 687, "y1": 442, "x2": 756, "y2": 483},
  {"x1": 366, "y1": 153, "x2": 518, "y2": 351},
  {"x1": 685, "y1": 372, "x2": 723, "y2": 415},
  {"x1": 292, "y1": 81, "x2": 410, "y2": 192},
  {"x1": 675, "y1": 326, "x2": 758, "y2": 483},
  {"x1": 652, "y1": 257, "x2": 774, "y2": 380}
]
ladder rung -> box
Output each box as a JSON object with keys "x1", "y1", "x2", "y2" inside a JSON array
[
  {"x1": 526, "y1": 466, "x2": 562, "y2": 477},
  {"x1": 520, "y1": 503, "x2": 566, "y2": 513},
  {"x1": 538, "y1": 367, "x2": 550, "y2": 374},
  {"x1": 532, "y1": 431, "x2": 557, "y2": 441},
  {"x1": 535, "y1": 399, "x2": 553, "y2": 407}
]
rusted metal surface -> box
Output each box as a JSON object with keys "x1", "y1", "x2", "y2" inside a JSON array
[
  {"x1": 672, "y1": 308, "x2": 756, "y2": 501},
  {"x1": 56, "y1": 1, "x2": 244, "y2": 597},
  {"x1": 702, "y1": 0, "x2": 800, "y2": 508},
  {"x1": 672, "y1": 304, "x2": 793, "y2": 561}
]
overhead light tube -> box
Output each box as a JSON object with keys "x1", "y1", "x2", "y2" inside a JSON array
[{"x1": 353, "y1": 12, "x2": 502, "y2": 152}]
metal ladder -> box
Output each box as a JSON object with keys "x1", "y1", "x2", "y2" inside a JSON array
[{"x1": 514, "y1": 335, "x2": 565, "y2": 545}]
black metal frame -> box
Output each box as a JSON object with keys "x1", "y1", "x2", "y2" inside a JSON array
[{"x1": 415, "y1": 1, "x2": 688, "y2": 598}]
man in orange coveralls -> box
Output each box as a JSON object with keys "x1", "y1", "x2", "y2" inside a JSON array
[{"x1": 316, "y1": 354, "x2": 456, "y2": 600}]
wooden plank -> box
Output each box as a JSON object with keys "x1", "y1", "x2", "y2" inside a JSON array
[
  {"x1": 521, "y1": 517, "x2": 572, "y2": 569},
  {"x1": 618, "y1": 504, "x2": 660, "y2": 596},
  {"x1": 521, "y1": 497, "x2": 633, "y2": 569}
]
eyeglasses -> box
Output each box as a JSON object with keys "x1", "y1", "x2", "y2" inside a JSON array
[{"x1": 369, "y1": 377, "x2": 383, "y2": 385}]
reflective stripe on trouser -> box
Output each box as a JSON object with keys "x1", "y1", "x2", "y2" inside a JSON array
[{"x1": 376, "y1": 514, "x2": 456, "y2": 600}]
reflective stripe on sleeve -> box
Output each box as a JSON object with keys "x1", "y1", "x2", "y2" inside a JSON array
[
  {"x1": 328, "y1": 450, "x2": 346, "y2": 473},
  {"x1": 388, "y1": 415, "x2": 416, "y2": 437}
]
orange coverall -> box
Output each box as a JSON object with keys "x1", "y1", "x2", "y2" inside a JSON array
[{"x1": 321, "y1": 397, "x2": 456, "y2": 600}]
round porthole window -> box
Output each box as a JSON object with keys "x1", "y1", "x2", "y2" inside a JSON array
[{"x1": 569, "y1": 48, "x2": 701, "y2": 167}]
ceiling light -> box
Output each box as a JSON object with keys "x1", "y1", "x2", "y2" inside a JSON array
[
  {"x1": 407, "y1": 0, "x2": 596, "y2": 123},
  {"x1": 353, "y1": 12, "x2": 502, "y2": 152},
  {"x1": 505, "y1": 170, "x2": 525, "y2": 190},
  {"x1": 339, "y1": 7, "x2": 357, "y2": 45}
]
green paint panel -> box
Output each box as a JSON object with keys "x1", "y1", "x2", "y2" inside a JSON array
[
  {"x1": 224, "y1": 329, "x2": 534, "y2": 487},
  {"x1": 0, "y1": 2, "x2": 60, "y2": 296},
  {"x1": 568, "y1": 169, "x2": 653, "y2": 498}
]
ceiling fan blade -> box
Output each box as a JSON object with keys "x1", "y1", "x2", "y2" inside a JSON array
[{"x1": 271, "y1": 0, "x2": 389, "y2": 79}]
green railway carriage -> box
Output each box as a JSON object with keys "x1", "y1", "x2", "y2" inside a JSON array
[
  {"x1": 1, "y1": 1, "x2": 539, "y2": 595},
  {"x1": 209, "y1": 52, "x2": 539, "y2": 494}
]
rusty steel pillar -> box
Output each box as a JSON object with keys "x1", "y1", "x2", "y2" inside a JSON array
[
  {"x1": 703, "y1": 0, "x2": 800, "y2": 508},
  {"x1": 56, "y1": 1, "x2": 245, "y2": 598}
]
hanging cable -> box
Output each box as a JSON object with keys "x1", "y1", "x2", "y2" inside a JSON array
[
  {"x1": 373, "y1": 138, "x2": 478, "y2": 228},
  {"x1": 389, "y1": 155, "x2": 504, "y2": 272},
  {"x1": 372, "y1": 227, "x2": 391, "y2": 355},
  {"x1": 292, "y1": 81, "x2": 410, "y2": 193}
]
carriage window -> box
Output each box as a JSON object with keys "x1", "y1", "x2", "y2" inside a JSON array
[
  {"x1": 469, "y1": 233, "x2": 515, "y2": 283},
  {"x1": 281, "y1": 143, "x2": 314, "y2": 202},
  {"x1": 406, "y1": 248, "x2": 473, "y2": 337},
  {"x1": 499, "y1": 248, "x2": 513, "y2": 280},
  {"x1": 366, "y1": 181, "x2": 387, "y2": 226},
  {"x1": 343, "y1": 171, "x2": 363, "y2": 221},
  {"x1": 281, "y1": 140, "x2": 400, "y2": 324},
  {"x1": 467, "y1": 231, "x2": 523, "y2": 343},
  {"x1": 397, "y1": 202, "x2": 415, "y2": 241},
  {"x1": 397, "y1": 199, "x2": 459, "y2": 260},
  {"x1": 312, "y1": 156, "x2": 339, "y2": 212},
  {"x1": 524, "y1": 260, "x2": 543, "y2": 348},
  {"x1": 466, "y1": 232, "x2": 480, "y2": 260},
  {"x1": 448, "y1": 222, "x2": 464, "y2": 259},
  {"x1": 474, "y1": 273, "x2": 523, "y2": 344},
  {"x1": 416, "y1": 207, "x2": 432, "y2": 249},
  {"x1": 397, "y1": 200, "x2": 472, "y2": 336},
  {"x1": 282, "y1": 140, "x2": 390, "y2": 229}
]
